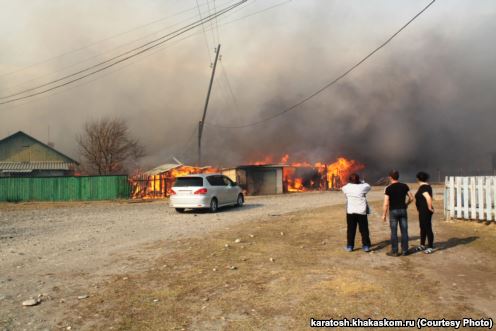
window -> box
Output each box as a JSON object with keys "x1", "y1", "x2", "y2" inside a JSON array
[
  {"x1": 222, "y1": 176, "x2": 234, "y2": 186},
  {"x1": 173, "y1": 177, "x2": 204, "y2": 187},
  {"x1": 207, "y1": 175, "x2": 225, "y2": 186}
]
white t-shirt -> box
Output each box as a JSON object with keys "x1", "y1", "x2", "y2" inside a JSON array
[{"x1": 342, "y1": 182, "x2": 371, "y2": 215}]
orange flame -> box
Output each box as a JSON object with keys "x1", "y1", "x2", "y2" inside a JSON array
[
  {"x1": 252, "y1": 154, "x2": 365, "y2": 192},
  {"x1": 130, "y1": 165, "x2": 219, "y2": 199},
  {"x1": 130, "y1": 154, "x2": 365, "y2": 199}
]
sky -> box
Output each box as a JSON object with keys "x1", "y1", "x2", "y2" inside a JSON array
[{"x1": 0, "y1": 0, "x2": 495, "y2": 178}]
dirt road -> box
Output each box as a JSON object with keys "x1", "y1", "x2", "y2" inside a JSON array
[
  {"x1": 65, "y1": 199, "x2": 496, "y2": 331},
  {"x1": 0, "y1": 190, "x2": 384, "y2": 330}
]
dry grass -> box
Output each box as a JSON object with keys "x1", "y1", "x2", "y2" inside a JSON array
[{"x1": 65, "y1": 200, "x2": 496, "y2": 330}]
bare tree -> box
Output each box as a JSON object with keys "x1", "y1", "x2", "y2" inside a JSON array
[{"x1": 77, "y1": 118, "x2": 145, "y2": 175}]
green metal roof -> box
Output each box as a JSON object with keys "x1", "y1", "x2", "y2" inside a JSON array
[{"x1": 0, "y1": 161, "x2": 76, "y2": 173}]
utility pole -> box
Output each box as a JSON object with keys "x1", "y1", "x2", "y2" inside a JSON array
[{"x1": 198, "y1": 44, "x2": 221, "y2": 166}]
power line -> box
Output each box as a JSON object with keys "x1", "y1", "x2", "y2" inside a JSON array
[
  {"x1": 2, "y1": 9, "x2": 206, "y2": 95},
  {"x1": 205, "y1": 0, "x2": 218, "y2": 46},
  {"x1": 195, "y1": 0, "x2": 214, "y2": 63},
  {"x1": 213, "y1": 0, "x2": 222, "y2": 45},
  {"x1": 0, "y1": 1, "x2": 219, "y2": 78},
  {"x1": 0, "y1": 0, "x2": 284, "y2": 110},
  {"x1": 0, "y1": 1, "x2": 244, "y2": 101},
  {"x1": 206, "y1": 0, "x2": 437, "y2": 129},
  {"x1": 223, "y1": 0, "x2": 293, "y2": 25},
  {"x1": 3, "y1": 0, "x2": 243, "y2": 95},
  {"x1": 0, "y1": 0, "x2": 247, "y2": 106},
  {"x1": 0, "y1": 0, "x2": 272, "y2": 97},
  {"x1": 219, "y1": 61, "x2": 240, "y2": 113}
]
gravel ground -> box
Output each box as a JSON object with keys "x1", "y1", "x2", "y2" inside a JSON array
[{"x1": 0, "y1": 190, "x2": 384, "y2": 330}]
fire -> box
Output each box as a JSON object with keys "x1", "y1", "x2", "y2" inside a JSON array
[
  {"x1": 130, "y1": 154, "x2": 365, "y2": 199},
  {"x1": 130, "y1": 165, "x2": 219, "y2": 199},
  {"x1": 326, "y1": 157, "x2": 365, "y2": 188},
  {"x1": 251, "y1": 154, "x2": 365, "y2": 192}
]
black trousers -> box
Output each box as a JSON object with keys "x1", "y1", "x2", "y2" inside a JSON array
[
  {"x1": 346, "y1": 213, "x2": 371, "y2": 248},
  {"x1": 419, "y1": 210, "x2": 434, "y2": 248}
]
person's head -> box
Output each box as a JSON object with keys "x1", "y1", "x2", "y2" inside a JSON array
[
  {"x1": 388, "y1": 170, "x2": 400, "y2": 182},
  {"x1": 348, "y1": 173, "x2": 361, "y2": 184},
  {"x1": 416, "y1": 171, "x2": 430, "y2": 183}
]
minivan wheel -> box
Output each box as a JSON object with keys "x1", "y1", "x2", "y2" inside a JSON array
[
  {"x1": 175, "y1": 208, "x2": 185, "y2": 213},
  {"x1": 209, "y1": 198, "x2": 218, "y2": 213},
  {"x1": 236, "y1": 194, "x2": 244, "y2": 207}
]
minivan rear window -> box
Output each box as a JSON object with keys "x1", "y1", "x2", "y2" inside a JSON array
[{"x1": 173, "y1": 177, "x2": 204, "y2": 187}]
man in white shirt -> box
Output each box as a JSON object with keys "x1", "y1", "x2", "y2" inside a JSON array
[{"x1": 341, "y1": 173, "x2": 372, "y2": 252}]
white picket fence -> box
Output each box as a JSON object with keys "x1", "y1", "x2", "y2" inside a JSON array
[{"x1": 444, "y1": 176, "x2": 496, "y2": 221}]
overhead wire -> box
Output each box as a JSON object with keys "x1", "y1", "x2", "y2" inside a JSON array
[
  {"x1": 0, "y1": 0, "x2": 284, "y2": 110},
  {"x1": 205, "y1": 0, "x2": 437, "y2": 129},
  {"x1": 0, "y1": 1, "x2": 221, "y2": 78},
  {"x1": 213, "y1": 0, "x2": 222, "y2": 45},
  {"x1": 0, "y1": 0, "x2": 247, "y2": 106},
  {"x1": 204, "y1": 0, "x2": 216, "y2": 45},
  {"x1": 176, "y1": 126, "x2": 199, "y2": 161},
  {"x1": 195, "y1": 0, "x2": 214, "y2": 63},
  {"x1": 2, "y1": 0, "x2": 244, "y2": 95},
  {"x1": 2, "y1": 8, "x2": 209, "y2": 95},
  {"x1": 0, "y1": 0, "x2": 270, "y2": 96},
  {"x1": 0, "y1": 1, "x2": 244, "y2": 101}
]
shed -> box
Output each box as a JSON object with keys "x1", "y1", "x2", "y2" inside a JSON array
[{"x1": 222, "y1": 164, "x2": 284, "y2": 195}]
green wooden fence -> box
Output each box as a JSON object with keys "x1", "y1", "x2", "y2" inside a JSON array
[{"x1": 0, "y1": 176, "x2": 130, "y2": 202}]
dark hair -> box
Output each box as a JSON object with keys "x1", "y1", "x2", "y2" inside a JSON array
[
  {"x1": 348, "y1": 173, "x2": 360, "y2": 184},
  {"x1": 416, "y1": 171, "x2": 430, "y2": 182},
  {"x1": 389, "y1": 170, "x2": 400, "y2": 180}
]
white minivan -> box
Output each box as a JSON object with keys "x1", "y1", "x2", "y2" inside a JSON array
[{"x1": 170, "y1": 174, "x2": 244, "y2": 213}]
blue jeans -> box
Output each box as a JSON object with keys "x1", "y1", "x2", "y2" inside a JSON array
[{"x1": 389, "y1": 209, "x2": 409, "y2": 253}]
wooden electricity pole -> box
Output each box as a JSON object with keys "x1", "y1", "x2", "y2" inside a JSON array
[{"x1": 198, "y1": 44, "x2": 221, "y2": 166}]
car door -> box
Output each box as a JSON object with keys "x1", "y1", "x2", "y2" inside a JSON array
[
  {"x1": 208, "y1": 175, "x2": 227, "y2": 205},
  {"x1": 222, "y1": 176, "x2": 237, "y2": 204}
]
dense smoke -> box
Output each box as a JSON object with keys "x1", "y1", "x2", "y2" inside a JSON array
[{"x1": 0, "y1": 1, "x2": 495, "y2": 181}]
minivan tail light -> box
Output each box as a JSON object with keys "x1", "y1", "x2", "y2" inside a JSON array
[
  {"x1": 194, "y1": 188, "x2": 208, "y2": 195},
  {"x1": 170, "y1": 189, "x2": 176, "y2": 195}
]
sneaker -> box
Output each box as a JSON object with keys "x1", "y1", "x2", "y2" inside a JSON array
[
  {"x1": 416, "y1": 245, "x2": 426, "y2": 252},
  {"x1": 345, "y1": 246, "x2": 353, "y2": 252},
  {"x1": 362, "y1": 246, "x2": 371, "y2": 252},
  {"x1": 386, "y1": 251, "x2": 399, "y2": 257},
  {"x1": 424, "y1": 248, "x2": 433, "y2": 254}
]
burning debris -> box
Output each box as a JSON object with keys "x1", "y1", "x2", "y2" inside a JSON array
[{"x1": 129, "y1": 154, "x2": 364, "y2": 199}]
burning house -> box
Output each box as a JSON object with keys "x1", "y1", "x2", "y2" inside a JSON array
[
  {"x1": 130, "y1": 155, "x2": 364, "y2": 199},
  {"x1": 130, "y1": 163, "x2": 219, "y2": 199},
  {"x1": 244, "y1": 155, "x2": 365, "y2": 194}
]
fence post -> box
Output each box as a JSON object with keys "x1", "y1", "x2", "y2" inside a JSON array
[
  {"x1": 444, "y1": 176, "x2": 448, "y2": 219},
  {"x1": 493, "y1": 177, "x2": 496, "y2": 222},
  {"x1": 486, "y1": 176, "x2": 492, "y2": 221},
  {"x1": 449, "y1": 176, "x2": 455, "y2": 219},
  {"x1": 463, "y1": 177, "x2": 469, "y2": 219},
  {"x1": 470, "y1": 177, "x2": 477, "y2": 220},
  {"x1": 478, "y1": 177, "x2": 485, "y2": 220},
  {"x1": 456, "y1": 177, "x2": 462, "y2": 219}
]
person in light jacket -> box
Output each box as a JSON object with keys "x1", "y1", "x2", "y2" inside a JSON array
[{"x1": 341, "y1": 173, "x2": 372, "y2": 252}]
